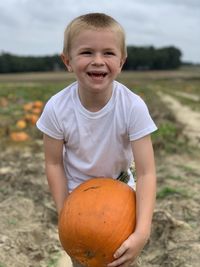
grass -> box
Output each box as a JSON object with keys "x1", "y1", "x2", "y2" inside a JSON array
[
  {"x1": 167, "y1": 175, "x2": 183, "y2": 181},
  {"x1": 0, "y1": 83, "x2": 64, "y2": 103},
  {"x1": 152, "y1": 122, "x2": 180, "y2": 152},
  {"x1": 46, "y1": 253, "x2": 60, "y2": 267},
  {"x1": 7, "y1": 218, "x2": 18, "y2": 225},
  {"x1": 157, "y1": 186, "x2": 189, "y2": 199}
]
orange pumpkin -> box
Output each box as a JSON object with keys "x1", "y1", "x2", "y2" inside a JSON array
[
  {"x1": 24, "y1": 113, "x2": 32, "y2": 122},
  {"x1": 33, "y1": 100, "x2": 43, "y2": 109},
  {"x1": 24, "y1": 114, "x2": 39, "y2": 125},
  {"x1": 16, "y1": 119, "x2": 27, "y2": 129},
  {"x1": 23, "y1": 102, "x2": 34, "y2": 112},
  {"x1": 58, "y1": 178, "x2": 136, "y2": 267},
  {"x1": 10, "y1": 131, "x2": 30, "y2": 141},
  {"x1": 32, "y1": 107, "x2": 42, "y2": 115},
  {"x1": 30, "y1": 114, "x2": 39, "y2": 125}
]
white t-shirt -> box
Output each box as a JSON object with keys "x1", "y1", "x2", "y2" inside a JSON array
[{"x1": 36, "y1": 81, "x2": 157, "y2": 192}]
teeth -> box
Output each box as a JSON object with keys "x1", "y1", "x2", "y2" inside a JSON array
[{"x1": 88, "y1": 72, "x2": 106, "y2": 77}]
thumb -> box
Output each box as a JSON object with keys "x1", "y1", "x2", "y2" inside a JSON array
[{"x1": 114, "y1": 243, "x2": 127, "y2": 259}]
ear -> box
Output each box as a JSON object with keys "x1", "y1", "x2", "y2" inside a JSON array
[
  {"x1": 117, "y1": 57, "x2": 126, "y2": 74},
  {"x1": 119, "y1": 57, "x2": 126, "y2": 69},
  {"x1": 61, "y1": 53, "x2": 73, "y2": 72}
]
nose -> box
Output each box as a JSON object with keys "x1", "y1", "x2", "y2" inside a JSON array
[{"x1": 91, "y1": 53, "x2": 105, "y2": 66}]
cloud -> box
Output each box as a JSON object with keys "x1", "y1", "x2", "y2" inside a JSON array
[{"x1": 0, "y1": 0, "x2": 199, "y2": 62}]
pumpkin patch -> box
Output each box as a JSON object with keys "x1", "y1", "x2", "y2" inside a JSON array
[
  {"x1": 58, "y1": 177, "x2": 136, "y2": 267},
  {"x1": 9, "y1": 100, "x2": 44, "y2": 141}
]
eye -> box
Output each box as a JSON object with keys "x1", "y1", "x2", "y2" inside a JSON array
[
  {"x1": 104, "y1": 51, "x2": 116, "y2": 56},
  {"x1": 80, "y1": 51, "x2": 92, "y2": 55}
]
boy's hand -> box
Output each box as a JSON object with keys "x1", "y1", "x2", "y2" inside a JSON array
[{"x1": 107, "y1": 232, "x2": 148, "y2": 267}]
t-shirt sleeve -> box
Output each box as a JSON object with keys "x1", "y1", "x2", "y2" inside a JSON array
[
  {"x1": 36, "y1": 98, "x2": 64, "y2": 140},
  {"x1": 128, "y1": 97, "x2": 157, "y2": 141}
]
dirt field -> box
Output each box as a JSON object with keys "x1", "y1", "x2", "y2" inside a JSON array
[{"x1": 0, "y1": 69, "x2": 200, "y2": 267}]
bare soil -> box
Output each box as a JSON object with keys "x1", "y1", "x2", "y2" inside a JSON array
[{"x1": 0, "y1": 88, "x2": 200, "y2": 267}]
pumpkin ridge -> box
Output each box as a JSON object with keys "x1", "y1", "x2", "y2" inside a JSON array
[{"x1": 83, "y1": 185, "x2": 100, "y2": 192}]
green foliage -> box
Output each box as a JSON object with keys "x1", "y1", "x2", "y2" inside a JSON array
[
  {"x1": 0, "y1": 83, "x2": 64, "y2": 103},
  {"x1": 157, "y1": 186, "x2": 189, "y2": 199},
  {"x1": 157, "y1": 122, "x2": 177, "y2": 139},
  {"x1": 47, "y1": 253, "x2": 60, "y2": 267},
  {"x1": 0, "y1": 53, "x2": 64, "y2": 73},
  {"x1": 152, "y1": 122, "x2": 184, "y2": 153},
  {"x1": 124, "y1": 46, "x2": 182, "y2": 70},
  {"x1": 167, "y1": 175, "x2": 183, "y2": 181}
]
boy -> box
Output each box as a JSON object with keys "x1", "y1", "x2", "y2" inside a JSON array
[{"x1": 36, "y1": 13, "x2": 157, "y2": 267}]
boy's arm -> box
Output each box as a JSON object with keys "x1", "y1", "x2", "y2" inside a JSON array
[
  {"x1": 43, "y1": 134, "x2": 68, "y2": 215},
  {"x1": 108, "y1": 134, "x2": 156, "y2": 267},
  {"x1": 131, "y1": 134, "x2": 156, "y2": 239}
]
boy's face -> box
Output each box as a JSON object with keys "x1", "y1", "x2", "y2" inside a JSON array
[{"x1": 62, "y1": 29, "x2": 125, "y2": 94}]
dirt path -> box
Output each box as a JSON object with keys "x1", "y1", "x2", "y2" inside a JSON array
[
  {"x1": 141, "y1": 92, "x2": 200, "y2": 266},
  {"x1": 158, "y1": 92, "x2": 200, "y2": 147}
]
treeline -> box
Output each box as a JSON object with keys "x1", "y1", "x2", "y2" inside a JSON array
[
  {"x1": 124, "y1": 46, "x2": 182, "y2": 70},
  {"x1": 0, "y1": 46, "x2": 182, "y2": 73},
  {"x1": 0, "y1": 53, "x2": 63, "y2": 73}
]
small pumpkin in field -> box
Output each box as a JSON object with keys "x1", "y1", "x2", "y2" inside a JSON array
[
  {"x1": 32, "y1": 107, "x2": 42, "y2": 115},
  {"x1": 33, "y1": 100, "x2": 44, "y2": 109},
  {"x1": 10, "y1": 131, "x2": 30, "y2": 141},
  {"x1": 30, "y1": 114, "x2": 39, "y2": 125},
  {"x1": 23, "y1": 102, "x2": 34, "y2": 112},
  {"x1": 24, "y1": 114, "x2": 39, "y2": 125},
  {"x1": 16, "y1": 119, "x2": 27, "y2": 129},
  {"x1": 58, "y1": 178, "x2": 136, "y2": 267}
]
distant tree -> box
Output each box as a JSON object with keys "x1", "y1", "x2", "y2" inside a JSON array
[
  {"x1": 152, "y1": 46, "x2": 182, "y2": 70},
  {"x1": 0, "y1": 46, "x2": 182, "y2": 73},
  {"x1": 0, "y1": 53, "x2": 64, "y2": 73},
  {"x1": 123, "y1": 45, "x2": 182, "y2": 70}
]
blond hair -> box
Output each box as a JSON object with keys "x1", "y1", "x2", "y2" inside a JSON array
[{"x1": 63, "y1": 13, "x2": 127, "y2": 59}]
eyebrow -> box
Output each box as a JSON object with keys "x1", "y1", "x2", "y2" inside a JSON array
[{"x1": 78, "y1": 47, "x2": 117, "y2": 51}]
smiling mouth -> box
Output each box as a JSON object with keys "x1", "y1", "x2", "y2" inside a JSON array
[{"x1": 87, "y1": 72, "x2": 107, "y2": 78}]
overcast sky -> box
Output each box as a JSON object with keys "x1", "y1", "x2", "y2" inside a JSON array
[{"x1": 0, "y1": 0, "x2": 199, "y2": 63}]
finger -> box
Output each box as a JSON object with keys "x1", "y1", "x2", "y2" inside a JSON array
[
  {"x1": 107, "y1": 255, "x2": 127, "y2": 267},
  {"x1": 117, "y1": 260, "x2": 132, "y2": 267},
  {"x1": 114, "y1": 243, "x2": 128, "y2": 259}
]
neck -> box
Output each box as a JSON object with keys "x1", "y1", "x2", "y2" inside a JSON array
[{"x1": 78, "y1": 85, "x2": 113, "y2": 112}]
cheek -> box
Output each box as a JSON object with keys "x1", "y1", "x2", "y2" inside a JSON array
[
  {"x1": 112, "y1": 60, "x2": 123, "y2": 72},
  {"x1": 75, "y1": 58, "x2": 89, "y2": 69}
]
